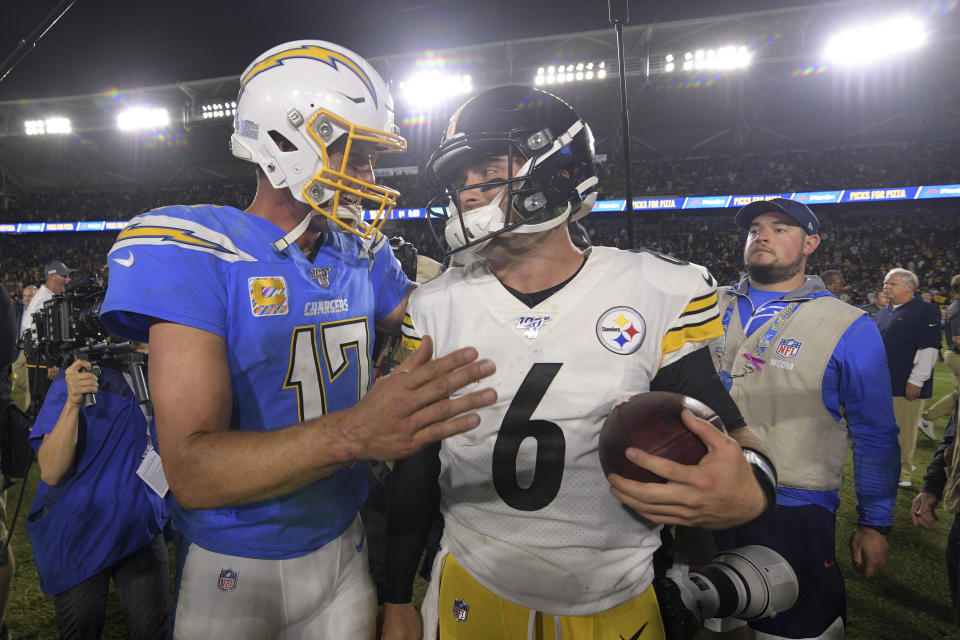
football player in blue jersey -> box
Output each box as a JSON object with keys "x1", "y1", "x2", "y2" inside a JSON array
[{"x1": 100, "y1": 40, "x2": 497, "y2": 639}]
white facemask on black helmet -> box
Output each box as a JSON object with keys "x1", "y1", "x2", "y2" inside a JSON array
[{"x1": 425, "y1": 85, "x2": 598, "y2": 262}]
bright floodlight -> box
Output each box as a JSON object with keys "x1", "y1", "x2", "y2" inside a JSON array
[
  {"x1": 117, "y1": 107, "x2": 170, "y2": 131},
  {"x1": 24, "y1": 117, "x2": 72, "y2": 135},
  {"x1": 398, "y1": 72, "x2": 472, "y2": 107},
  {"x1": 672, "y1": 45, "x2": 750, "y2": 73},
  {"x1": 535, "y1": 60, "x2": 606, "y2": 85},
  {"x1": 824, "y1": 17, "x2": 926, "y2": 66},
  {"x1": 201, "y1": 101, "x2": 238, "y2": 120}
]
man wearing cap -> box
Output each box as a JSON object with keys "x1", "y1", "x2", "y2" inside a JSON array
[
  {"x1": 20, "y1": 261, "x2": 73, "y2": 406},
  {"x1": 708, "y1": 198, "x2": 899, "y2": 640}
]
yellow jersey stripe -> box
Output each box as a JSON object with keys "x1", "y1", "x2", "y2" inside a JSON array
[
  {"x1": 680, "y1": 291, "x2": 718, "y2": 317},
  {"x1": 661, "y1": 315, "x2": 722, "y2": 356},
  {"x1": 400, "y1": 335, "x2": 422, "y2": 352}
]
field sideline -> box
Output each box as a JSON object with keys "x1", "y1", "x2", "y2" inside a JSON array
[{"x1": 4, "y1": 362, "x2": 958, "y2": 638}]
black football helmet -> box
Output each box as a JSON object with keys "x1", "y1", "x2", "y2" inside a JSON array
[{"x1": 425, "y1": 85, "x2": 598, "y2": 261}]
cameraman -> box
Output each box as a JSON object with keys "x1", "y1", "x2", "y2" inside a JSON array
[{"x1": 27, "y1": 351, "x2": 170, "y2": 639}]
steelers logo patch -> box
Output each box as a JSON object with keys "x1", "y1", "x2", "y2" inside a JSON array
[{"x1": 596, "y1": 306, "x2": 646, "y2": 354}]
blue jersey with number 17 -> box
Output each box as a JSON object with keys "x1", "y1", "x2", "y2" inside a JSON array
[{"x1": 101, "y1": 204, "x2": 411, "y2": 559}]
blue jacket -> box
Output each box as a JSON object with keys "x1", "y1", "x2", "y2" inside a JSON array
[{"x1": 27, "y1": 366, "x2": 168, "y2": 595}]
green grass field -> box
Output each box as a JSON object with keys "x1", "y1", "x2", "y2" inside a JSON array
[{"x1": 4, "y1": 361, "x2": 959, "y2": 638}]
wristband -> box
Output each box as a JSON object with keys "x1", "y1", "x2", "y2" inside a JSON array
[{"x1": 743, "y1": 448, "x2": 777, "y2": 526}]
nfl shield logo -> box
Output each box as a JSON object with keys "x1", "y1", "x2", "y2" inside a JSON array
[
  {"x1": 452, "y1": 598, "x2": 469, "y2": 622},
  {"x1": 776, "y1": 338, "x2": 802, "y2": 359},
  {"x1": 218, "y1": 568, "x2": 238, "y2": 592}
]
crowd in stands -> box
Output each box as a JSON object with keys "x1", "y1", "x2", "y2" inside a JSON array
[
  {"x1": 2, "y1": 139, "x2": 958, "y2": 225},
  {"x1": 595, "y1": 139, "x2": 960, "y2": 199},
  {"x1": 2, "y1": 137, "x2": 958, "y2": 307},
  {"x1": 3, "y1": 204, "x2": 958, "y2": 313}
]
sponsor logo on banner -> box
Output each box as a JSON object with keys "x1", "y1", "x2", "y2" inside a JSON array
[
  {"x1": 249, "y1": 276, "x2": 289, "y2": 317},
  {"x1": 776, "y1": 338, "x2": 802, "y2": 359},
  {"x1": 596, "y1": 306, "x2": 646, "y2": 355},
  {"x1": 218, "y1": 568, "x2": 238, "y2": 592}
]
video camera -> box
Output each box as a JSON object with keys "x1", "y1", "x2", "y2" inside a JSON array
[
  {"x1": 654, "y1": 545, "x2": 799, "y2": 639},
  {"x1": 22, "y1": 274, "x2": 149, "y2": 408}
]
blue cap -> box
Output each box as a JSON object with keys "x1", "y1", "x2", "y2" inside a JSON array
[{"x1": 734, "y1": 198, "x2": 819, "y2": 235}]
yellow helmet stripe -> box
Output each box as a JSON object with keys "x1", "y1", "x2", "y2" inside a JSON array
[{"x1": 241, "y1": 44, "x2": 378, "y2": 107}]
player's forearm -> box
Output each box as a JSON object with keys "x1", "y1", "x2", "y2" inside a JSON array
[
  {"x1": 161, "y1": 409, "x2": 360, "y2": 510},
  {"x1": 37, "y1": 401, "x2": 81, "y2": 486}
]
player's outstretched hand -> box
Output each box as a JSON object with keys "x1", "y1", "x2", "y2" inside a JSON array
[
  {"x1": 344, "y1": 335, "x2": 496, "y2": 462},
  {"x1": 380, "y1": 602, "x2": 422, "y2": 640},
  {"x1": 607, "y1": 409, "x2": 766, "y2": 529}
]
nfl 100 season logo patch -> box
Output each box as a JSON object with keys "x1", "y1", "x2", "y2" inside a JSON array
[
  {"x1": 596, "y1": 306, "x2": 646, "y2": 354},
  {"x1": 310, "y1": 266, "x2": 331, "y2": 287},
  {"x1": 249, "y1": 276, "x2": 289, "y2": 317},
  {"x1": 218, "y1": 568, "x2": 238, "y2": 592},
  {"x1": 776, "y1": 338, "x2": 802, "y2": 359},
  {"x1": 516, "y1": 315, "x2": 551, "y2": 339}
]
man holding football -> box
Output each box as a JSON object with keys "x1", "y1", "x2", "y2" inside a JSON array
[
  {"x1": 382, "y1": 85, "x2": 777, "y2": 640},
  {"x1": 709, "y1": 198, "x2": 900, "y2": 639}
]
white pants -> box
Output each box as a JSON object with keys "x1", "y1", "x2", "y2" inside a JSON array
[{"x1": 173, "y1": 516, "x2": 376, "y2": 639}]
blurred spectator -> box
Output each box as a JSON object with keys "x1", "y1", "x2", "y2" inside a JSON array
[
  {"x1": 860, "y1": 290, "x2": 890, "y2": 319},
  {"x1": 923, "y1": 275, "x2": 960, "y2": 427},
  {"x1": 0, "y1": 283, "x2": 17, "y2": 640},
  {"x1": 821, "y1": 269, "x2": 847, "y2": 300},
  {"x1": 10, "y1": 285, "x2": 37, "y2": 411},
  {"x1": 876, "y1": 268, "x2": 942, "y2": 487},
  {"x1": 20, "y1": 262, "x2": 73, "y2": 408}
]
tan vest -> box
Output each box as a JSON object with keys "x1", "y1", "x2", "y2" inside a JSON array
[{"x1": 716, "y1": 290, "x2": 865, "y2": 490}]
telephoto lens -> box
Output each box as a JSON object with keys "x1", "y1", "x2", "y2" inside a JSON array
[{"x1": 656, "y1": 544, "x2": 799, "y2": 634}]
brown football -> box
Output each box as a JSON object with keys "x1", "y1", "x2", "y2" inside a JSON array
[{"x1": 598, "y1": 391, "x2": 725, "y2": 483}]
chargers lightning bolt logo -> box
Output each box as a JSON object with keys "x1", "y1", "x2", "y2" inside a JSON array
[
  {"x1": 117, "y1": 224, "x2": 236, "y2": 253},
  {"x1": 240, "y1": 44, "x2": 378, "y2": 107}
]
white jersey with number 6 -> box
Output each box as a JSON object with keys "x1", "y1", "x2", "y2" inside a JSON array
[{"x1": 400, "y1": 246, "x2": 722, "y2": 615}]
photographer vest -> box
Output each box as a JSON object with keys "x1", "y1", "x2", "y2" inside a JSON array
[{"x1": 716, "y1": 289, "x2": 864, "y2": 490}]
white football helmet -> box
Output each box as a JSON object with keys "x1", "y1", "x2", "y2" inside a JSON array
[{"x1": 230, "y1": 40, "x2": 407, "y2": 243}]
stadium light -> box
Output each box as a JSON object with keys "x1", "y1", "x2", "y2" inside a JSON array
[
  {"x1": 666, "y1": 45, "x2": 750, "y2": 73},
  {"x1": 24, "y1": 117, "x2": 72, "y2": 135},
  {"x1": 116, "y1": 107, "x2": 170, "y2": 131},
  {"x1": 824, "y1": 17, "x2": 926, "y2": 66},
  {"x1": 201, "y1": 101, "x2": 237, "y2": 120},
  {"x1": 535, "y1": 61, "x2": 605, "y2": 86},
  {"x1": 398, "y1": 72, "x2": 472, "y2": 108}
]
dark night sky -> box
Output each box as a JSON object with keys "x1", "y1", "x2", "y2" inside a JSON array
[{"x1": 0, "y1": 0, "x2": 820, "y2": 100}]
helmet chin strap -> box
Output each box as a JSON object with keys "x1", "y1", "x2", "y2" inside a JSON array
[
  {"x1": 271, "y1": 209, "x2": 319, "y2": 253},
  {"x1": 272, "y1": 204, "x2": 387, "y2": 264}
]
